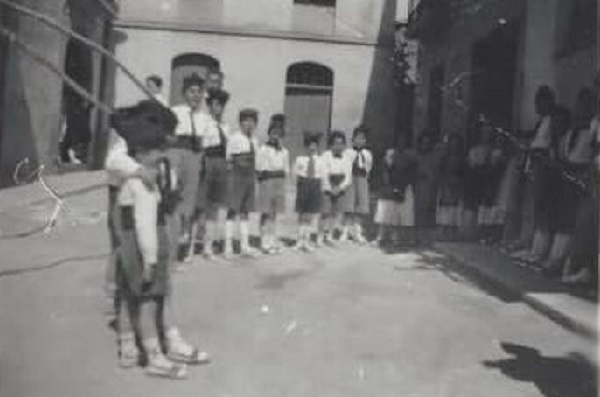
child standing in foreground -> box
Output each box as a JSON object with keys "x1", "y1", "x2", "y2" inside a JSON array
[
  {"x1": 225, "y1": 109, "x2": 261, "y2": 258},
  {"x1": 115, "y1": 100, "x2": 208, "y2": 379},
  {"x1": 344, "y1": 126, "x2": 373, "y2": 243},
  {"x1": 320, "y1": 130, "x2": 353, "y2": 244},
  {"x1": 293, "y1": 131, "x2": 325, "y2": 251},
  {"x1": 257, "y1": 116, "x2": 290, "y2": 254}
]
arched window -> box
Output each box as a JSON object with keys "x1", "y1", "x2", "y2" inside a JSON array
[
  {"x1": 286, "y1": 62, "x2": 334, "y2": 91},
  {"x1": 170, "y1": 53, "x2": 220, "y2": 105},
  {"x1": 284, "y1": 62, "x2": 334, "y2": 160}
]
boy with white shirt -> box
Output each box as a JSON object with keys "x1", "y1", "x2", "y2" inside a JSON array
[
  {"x1": 195, "y1": 89, "x2": 231, "y2": 259},
  {"x1": 256, "y1": 119, "x2": 290, "y2": 254},
  {"x1": 170, "y1": 73, "x2": 211, "y2": 261},
  {"x1": 224, "y1": 109, "x2": 261, "y2": 258},
  {"x1": 293, "y1": 131, "x2": 325, "y2": 251},
  {"x1": 108, "y1": 101, "x2": 209, "y2": 375}
]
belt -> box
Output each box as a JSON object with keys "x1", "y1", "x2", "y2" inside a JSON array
[
  {"x1": 353, "y1": 168, "x2": 368, "y2": 177},
  {"x1": 204, "y1": 145, "x2": 226, "y2": 158},
  {"x1": 173, "y1": 136, "x2": 201, "y2": 152},
  {"x1": 261, "y1": 170, "x2": 285, "y2": 179}
]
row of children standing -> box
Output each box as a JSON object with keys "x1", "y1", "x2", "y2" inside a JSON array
[{"x1": 103, "y1": 70, "x2": 376, "y2": 379}]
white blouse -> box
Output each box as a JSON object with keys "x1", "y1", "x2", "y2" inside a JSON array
[
  {"x1": 118, "y1": 178, "x2": 161, "y2": 266},
  {"x1": 347, "y1": 147, "x2": 374, "y2": 174},
  {"x1": 226, "y1": 131, "x2": 259, "y2": 158},
  {"x1": 294, "y1": 154, "x2": 326, "y2": 179},
  {"x1": 105, "y1": 129, "x2": 141, "y2": 187},
  {"x1": 256, "y1": 144, "x2": 290, "y2": 174},
  {"x1": 171, "y1": 104, "x2": 211, "y2": 137},
  {"x1": 203, "y1": 119, "x2": 230, "y2": 149},
  {"x1": 320, "y1": 150, "x2": 353, "y2": 191}
]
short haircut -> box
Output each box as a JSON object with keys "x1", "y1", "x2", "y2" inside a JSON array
[
  {"x1": 239, "y1": 108, "x2": 259, "y2": 123},
  {"x1": 182, "y1": 73, "x2": 205, "y2": 93},
  {"x1": 270, "y1": 113, "x2": 285, "y2": 124},
  {"x1": 208, "y1": 68, "x2": 224, "y2": 78},
  {"x1": 146, "y1": 75, "x2": 163, "y2": 88},
  {"x1": 353, "y1": 125, "x2": 369, "y2": 139},
  {"x1": 535, "y1": 85, "x2": 556, "y2": 105},
  {"x1": 206, "y1": 88, "x2": 230, "y2": 105},
  {"x1": 328, "y1": 130, "x2": 346, "y2": 146},
  {"x1": 303, "y1": 131, "x2": 322, "y2": 147}
]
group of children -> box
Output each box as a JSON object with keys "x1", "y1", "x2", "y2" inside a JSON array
[{"x1": 103, "y1": 71, "x2": 379, "y2": 379}]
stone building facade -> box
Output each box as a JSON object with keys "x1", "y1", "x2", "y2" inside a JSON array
[
  {"x1": 408, "y1": 0, "x2": 597, "y2": 144},
  {"x1": 113, "y1": 0, "x2": 398, "y2": 159},
  {"x1": 0, "y1": 0, "x2": 116, "y2": 187}
]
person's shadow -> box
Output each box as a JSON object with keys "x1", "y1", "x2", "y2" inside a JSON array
[{"x1": 483, "y1": 342, "x2": 597, "y2": 397}]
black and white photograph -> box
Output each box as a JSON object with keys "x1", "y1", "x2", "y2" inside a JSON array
[{"x1": 0, "y1": 0, "x2": 597, "y2": 395}]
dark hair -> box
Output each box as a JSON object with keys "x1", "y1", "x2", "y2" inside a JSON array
[
  {"x1": 206, "y1": 88, "x2": 230, "y2": 105},
  {"x1": 146, "y1": 75, "x2": 163, "y2": 88},
  {"x1": 114, "y1": 100, "x2": 177, "y2": 151},
  {"x1": 353, "y1": 125, "x2": 369, "y2": 139},
  {"x1": 208, "y1": 68, "x2": 224, "y2": 79},
  {"x1": 239, "y1": 108, "x2": 259, "y2": 123},
  {"x1": 535, "y1": 85, "x2": 556, "y2": 105},
  {"x1": 303, "y1": 131, "x2": 322, "y2": 147},
  {"x1": 328, "y1": 130, "x2": 346, "y2": 146},
  {"x1": 182, "y1": 73, "x2": 204, "y2": 93}
]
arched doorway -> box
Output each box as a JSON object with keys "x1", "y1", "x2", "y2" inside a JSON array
[
  {"x1": 170, "y1": 53, "x2": 220, "y2": 105},
  {"x1": 283, "y1": 61, "x2": 333, "y2": 159}
]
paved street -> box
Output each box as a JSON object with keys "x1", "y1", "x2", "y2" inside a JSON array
[{"x1": 0, "y1": 186, "x2": 596, "y2": 397}]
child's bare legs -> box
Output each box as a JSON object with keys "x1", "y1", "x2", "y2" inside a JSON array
[
  {"x1": 117, "y1": 295, "x2": 138, "y2": 368},
  {"x1": 260, "y1": 213, "x2": 276, "y2": 253},
  {"x1": 224, "y1": 210, "x2": 237, "y2": 257},
  {"x1": 135, "y1": 297, "x2": 187, "y2": 378},
  {"x1": 371, "y1": 224, "x2": 385, "y2": 245},
  {"x1": 339, "y1": 213, "x2": 351, "y2": 241},
  {"x1": 320, "y1": 213, "x2": 334, "y2": 243},
  {"x1": 184, "y1": 219, "x2": 199, "y2": 263},
  {"x1": 239, "y1": 212, "x2": 258, "y2": 257},
  {"x1": 159, "y1": 295, "x2": 210, "y2": 364},
  {"x1": 203, "y1": 209, "x2": 222, "y2": 258},
  {"x1": 353, "y1": 213, "x2": 367, "y2": 243},
  {"x1": 296, "y1": 214, "x2": 314, "y2": 251}
]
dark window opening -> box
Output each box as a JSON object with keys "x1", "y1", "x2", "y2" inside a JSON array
[
  {"x1": 60, "y1": 39, "x2": 93, "y2": 165},
  {"x1": 558, "y1": 0, "x2": 596, "y2": 57},
  {"x1": 170, "y1": 53, "x2": 220, "y2": 105},
  {"x1": 427, "y1": 64, "x2": 444, "y2": 140},
  {"x1": 286, "y1": 62, "x2": 334, "y2": 90}
]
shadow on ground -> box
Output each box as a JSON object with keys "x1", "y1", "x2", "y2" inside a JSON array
[{"x1": 483, "y1": 342, "x2": 597, "y2": 397}]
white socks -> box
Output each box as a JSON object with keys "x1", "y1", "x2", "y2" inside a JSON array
[
  {"x1": 240, "y1": 220, "x2": 250, "y2": 252},
  {"x1": 224, "y1": 220, "x2": 234, "y2": 253}
]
